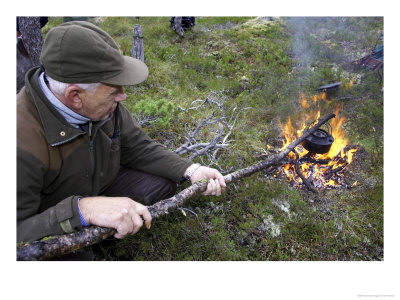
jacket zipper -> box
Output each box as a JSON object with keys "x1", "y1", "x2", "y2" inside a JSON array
[
  {"x1": 88, "y1": 121, "x2": 94, "y2": 155},
  {"x1": 87, "y1": 118, "x2": 110, "y2": 194},
  {"x1": 88, "y1": 121, "x2": 96, "y2": 192}
]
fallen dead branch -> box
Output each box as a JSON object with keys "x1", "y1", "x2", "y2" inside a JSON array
[
  {"x1": 176, "y1": 92, "x2": 250, "y2": 172},
  {"x1": 17, "y1": 112, "x2": 335, "y2": 261}
]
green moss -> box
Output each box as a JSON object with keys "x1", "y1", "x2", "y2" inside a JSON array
[{"x1": 44, "y1": 16, "x2": 383, "y2": 261}]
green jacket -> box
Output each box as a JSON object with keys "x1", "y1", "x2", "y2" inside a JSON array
[{"x1": 17, "y1": 67, "x2": 192, "y2": 243}]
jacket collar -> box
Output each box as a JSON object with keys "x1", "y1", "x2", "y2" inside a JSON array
[
  {"x1": 24, "y1": 67, "x2": 91, "y2": 146},
  {"x1": 38, "y1": 72, "x2": 91, "y2": 129}
]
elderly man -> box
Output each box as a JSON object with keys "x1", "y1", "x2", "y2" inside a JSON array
[{"x1": 17, "y1": 21, "x2": 226, "y2": 254}]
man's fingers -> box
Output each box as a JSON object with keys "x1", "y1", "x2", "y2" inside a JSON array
[
  {"x1": 144, "y1": 220, "x2": 151, "y2": 230},
  {"x1": 114, "y1": 203, "x2": 150, "y2": 238},
  {"x1": 132, "y1": 203, "x2": 152, "y2": 230},
  {"x1": 210, "y1": 179, "x2": 217, "y2": 195},
  {"x1": 136, "y1": 204, "x2": 152, "y2": 230},
  {"x1": 209, "y1": 179, "x2": 223, "y2": 196},
  {"x1": 82, "y1": 197, "x2": 153, "y2": 239},
  {"x1": 215, "y1": 180, "x2": 222, "y2": 196},
  {"x1": 214, "y1": 171, "x2": 226, "y2": 188},
  {"x1": 202, "y1": 179, "x2": 223, "y2": 196},
  {"x1": 130, "y1": 212, "x2": 144, "y2": 235},
  {"x1": 218, "y1": 177, "x2": 226, "y2": 189},
  {"x1": 202, "y1": 179, "x2": 213, "y2": 195},
  {"x1": 113, "y1": 207, "x2": 135, "y2": 238},
  {"x1": 114, "y1": 222, "x2": 131, "y2": 239}
]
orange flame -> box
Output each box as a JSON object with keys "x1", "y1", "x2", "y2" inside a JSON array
[
  {"x1": 298, "y1": 93, "x2": 310, "y2": 109},
  {"x1": 313, "y1": 91, "x2": 331, "y2": 104},
  {"x1": 276, "y1": 92, "x2": 358, "y2": 189},
  {"x1": 344, "y1": 78, "x2": 355, "y2": 90}
]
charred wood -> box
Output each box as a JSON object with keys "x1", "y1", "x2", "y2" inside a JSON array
[
  {"x1": 293, "y1": 150, "x2": 316, "y2": 192},
  {"x1": 298, "y1": 157, "x2": 330, "y2": 165}
]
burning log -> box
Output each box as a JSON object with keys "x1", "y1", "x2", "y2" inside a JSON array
[
  {"x1": 277, "y1": 96, "x2": 359, "y2": 190},
  {"x1": 298, "y1": 156, "x2": 330, "y2": 165},
  {"x1": 293, "y1": 149, "x2": 316, "y2": 192},
  {"x1": 17, "y1": 112, "x2": 335, "y2": 261}
]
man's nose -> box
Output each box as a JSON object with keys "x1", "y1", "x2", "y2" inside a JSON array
[{"x1": 115, "y1": 87, "x2": 126, "y2": 102}]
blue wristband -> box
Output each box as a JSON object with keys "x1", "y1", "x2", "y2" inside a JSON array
[{"x1": 77, "y1": 198, "x2": 90, "y2": 227}]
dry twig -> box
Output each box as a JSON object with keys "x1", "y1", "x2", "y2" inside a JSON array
[{"x1": 176, "y1": 92, "x2": 250, "y2": 172}]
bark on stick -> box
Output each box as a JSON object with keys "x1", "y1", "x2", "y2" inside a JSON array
[{"x1": 17, "y1": 112, "x2": 336, "y2": 261}]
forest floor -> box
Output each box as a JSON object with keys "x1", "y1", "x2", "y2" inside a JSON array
[{"x1": 45, "y1": 16, "x2": 384, "y2": 261}]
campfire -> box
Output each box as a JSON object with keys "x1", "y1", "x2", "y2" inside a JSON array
[{"x1": 273, "y1": 91, "x2": 358, "y2": 190}]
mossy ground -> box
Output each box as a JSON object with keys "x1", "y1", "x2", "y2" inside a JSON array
[{"x1": 45, "y1": 17, "x2": 383, "y2": 261}]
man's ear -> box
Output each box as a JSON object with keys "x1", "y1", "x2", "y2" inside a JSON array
[{"x1": 65, "y1": 85, "x2": 84, "y2": 109}]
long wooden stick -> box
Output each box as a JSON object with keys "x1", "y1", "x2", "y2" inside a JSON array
[{"x1": 17, "y1": 112, "x2": 335, "y2": 261}]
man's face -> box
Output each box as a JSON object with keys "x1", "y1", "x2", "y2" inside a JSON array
[{"x1": 79, "y1": 83, "x2": 126, "y2": 121}]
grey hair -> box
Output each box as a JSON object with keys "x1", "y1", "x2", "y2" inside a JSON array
[{"x1": 46, "y1": 74, "x2": 101, "y2": 95}]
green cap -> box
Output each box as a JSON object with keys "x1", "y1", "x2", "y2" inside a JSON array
[{"x1": 40, "y1": 21, "x2": 148, "y2": 85}]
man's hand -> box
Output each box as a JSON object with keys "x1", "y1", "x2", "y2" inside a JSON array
[
  {"x1": 78, "y1": 196, "x2": 152, "y2": 239},
  {"x1": 185, "y1": 164, "x2": 227, "y2": 196}
]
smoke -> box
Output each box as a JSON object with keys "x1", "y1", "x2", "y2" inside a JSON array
[
  {"x1": 285, "y1": 17, "x2": 383, "y2": 68},
  {"x1": 286, "y1": 17, "x2": 314, "y2": 68}
]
